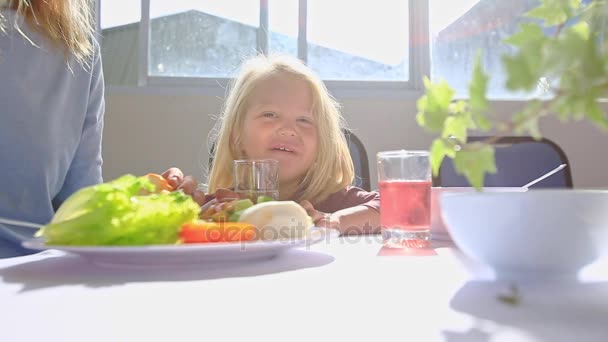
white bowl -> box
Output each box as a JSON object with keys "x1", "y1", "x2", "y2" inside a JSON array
[
  {"x1": 440, "y1": 190, "x2": 608, "y2": 280},
  {"x1": 431, "y1": 187, "x2": 526, "y2": 240}
]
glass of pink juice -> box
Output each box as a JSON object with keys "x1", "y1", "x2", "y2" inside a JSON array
[{"x1": 377, "y1": 150, "x2": 431, "y2": 248}]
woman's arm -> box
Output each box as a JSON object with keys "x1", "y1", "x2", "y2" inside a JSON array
[{"x1": 53, "y1": 42, "x2": 105, "y2": 208}]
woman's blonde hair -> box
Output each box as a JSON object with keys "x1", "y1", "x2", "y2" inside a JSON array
[
  {"x1": 0, "y1": 0, "x2": 95, "y2": 66},
  {"x1": 208, "y1": 54, "x2": 355, "y2": 205}
]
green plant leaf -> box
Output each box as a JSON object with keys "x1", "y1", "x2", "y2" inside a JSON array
[
  {"x1": 551, "y1": 94, "x2": 580, "y2": 121},
  {"x1": 582, "y1": 0, "x2": 608, "y2": 51},
  {"x1": 513, "y1": 100, "x2": 544, "y2": 139},
  {"x1": 525, "y1": 0, "x2": 579, "y2": 26},
  {"x1": 503, "y1": 54, "x2": 542, "y2": 92},
  {"x1": 551, "y1": 86, "x2": 608, "y2": 125},
  {"x1": 517, "y1": 115, "x2": 542, "y2": 140},
  {"x1": 442, "y1": 115, "x2": 469, "y2": 142},
  {"x1": 469, "y1": 53, "x2": 491, "y2": 131},
  {"x1": 585, "y1": 99, "x2": 608, "y2": 131},
  {"x1": 544, "y1": 21, "x2": 598, "y2": 77},
  {"x1": 504, "y1": 23, "x2": 546, "y2": 47},
  {"x1": 416, "y1": 77, "x2": 455, "y2": 133},
  {"x1": 526, "y1": 6, "x2": 567, "y2": 26},
  {"x1": 502, "y1": 21, "x2": 548, "y2": 92},
  {"x1": 449, "y1": 99, "x2": 467, "y2": 114},
  {"x1": 430, "y1": 139, "x2": 449, "y2": 177},
  {"x1": 453, "y1": 144, "x2": 497, "y2": 190},
  {"x1": 571, "y1": 19, "x2": 590, "y2": 39}
]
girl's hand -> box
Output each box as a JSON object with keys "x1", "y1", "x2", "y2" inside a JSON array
[
  {"x1": 199, "y1": 188, "x2": 240, "y2": 213},
  {"x1": 161, "y1": 167, "x2": 206, "y2": 205},
  {"x1": 299, "y1": 200, "x2": 340, "y2": 230}
]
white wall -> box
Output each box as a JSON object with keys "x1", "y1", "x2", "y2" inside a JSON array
[{"x1": 102, "y1": 90, "x2": 608, "y2": 189}]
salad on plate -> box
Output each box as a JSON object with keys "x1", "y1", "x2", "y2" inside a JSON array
[{"x1": 36, "y1": 173, "x2": 318, "y2": 247}]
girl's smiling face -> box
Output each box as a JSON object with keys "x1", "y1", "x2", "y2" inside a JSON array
[{"x1": 238, "y1": 74, "x2": 318, "y2": 190}]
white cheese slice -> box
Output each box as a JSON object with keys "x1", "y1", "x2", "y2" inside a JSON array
[{"x1": 239, "y1": 201, "x2": 313, "y2": 240}]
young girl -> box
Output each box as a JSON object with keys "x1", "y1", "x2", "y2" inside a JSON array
[{"x1": 200, "y1": 54, "x2": 380, "y2": 235}]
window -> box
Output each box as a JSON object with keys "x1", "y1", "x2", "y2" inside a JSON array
[
  {"x1": 99, "y1": 0, "x2": 545, "y2": 99},
  {"x1": 149, "y1": 0, "x2": 260, "y2": 78},
  {"x1": 99, "y1": 0, "x2": 420, "y2": 88},
  {"x1": 430, "y1": 0, "x2": 539, "y2": 98},
  {"x1": 307, "y1": 0, "x2": 409, "y2": 81},
  {"x1": 268, "y1": 0, "x2": 299, "y2": 57},
  {"x1": 100, "y1": 0, "x2": 141, "y2": 86}
]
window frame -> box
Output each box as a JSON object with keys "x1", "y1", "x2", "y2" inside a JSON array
[{"x1": 99, "y1": 0, "x2": 430, "y2": 97}]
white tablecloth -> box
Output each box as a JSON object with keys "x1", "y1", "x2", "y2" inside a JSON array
[{"x1": 1, "y1": 237, "x2": 607, "y2": 342}]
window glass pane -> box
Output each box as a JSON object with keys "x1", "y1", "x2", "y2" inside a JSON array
[
  {"x1": 100, "y1": 0, "x2": 141, "y2": 86},
  {"x1": 430, "y1": 0, "x2": 539, "y2": 98},
  {"x1": 307, "y1": 0, "x2": 409, "y2": 81},
  {"x1": 149, "y1": 0, "x2": 259, "y2": 78},
  {"x1": 269, "y1": 0, "x2": 298, "y2": 57}
]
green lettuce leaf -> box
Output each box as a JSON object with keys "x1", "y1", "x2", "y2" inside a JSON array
[{"x1": 37, "y1": 175, "x2": 200, "y2": 246}]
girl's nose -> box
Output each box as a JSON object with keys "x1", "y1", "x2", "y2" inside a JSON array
[
  {"x1": 278, "y1": 127, "x2": 296, "y2": 137},
  {"x1": 277, "y1": 121, "x2": 297, "y2": 137}
]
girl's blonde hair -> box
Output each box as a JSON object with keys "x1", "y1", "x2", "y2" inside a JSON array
[
  {"x1": 208, "y1": 54, "x2": 355, "y2": 205},
  {"x1": 0, "y1": 0, "x2": 95, "y2": 66}
]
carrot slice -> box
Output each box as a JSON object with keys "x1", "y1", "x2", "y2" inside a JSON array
[
  {"x1": 180, "y1": 221, "x2": 256, "y2": 243},
  {"x1": 145, "y1": 173, "x2": 175, "y2": 192}
]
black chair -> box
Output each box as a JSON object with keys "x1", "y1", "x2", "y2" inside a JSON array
[
  {"x1": 434, "y1": 136, "x2": 573, "y2": 188},
  {"x1": 344, "y1": 129, "x2": 371, "y2": 191},
  {"x1": 208, "y1": 129, "x2": 372, "y2": 191}
]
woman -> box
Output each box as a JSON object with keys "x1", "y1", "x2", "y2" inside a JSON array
[{"x1": 0, "y1": 0, "x2": 104, "y2": 257}]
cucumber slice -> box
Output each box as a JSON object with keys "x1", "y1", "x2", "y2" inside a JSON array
[
  {"x1": 234, "y1": 199, "x2": 254, "y2": 212},
  {"x1": 256, "y1": 195, "x2": 274, "y2": 204},
  {"x1": 229, "y1": 210, "x2": 244, "y2": 222}
]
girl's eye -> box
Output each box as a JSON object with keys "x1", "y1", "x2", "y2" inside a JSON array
[
  {"x1": 297, "y1": 117, "x2": 314, "y2": 125},
  {"x1": 262, "y1": 112, "x2": 277, "y2": 118}
]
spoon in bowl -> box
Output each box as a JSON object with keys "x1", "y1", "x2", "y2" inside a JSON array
[{"x1": 522, "y1": 163, "x2": 567, "y2": 189}]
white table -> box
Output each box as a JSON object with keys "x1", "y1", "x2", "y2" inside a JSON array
[{"x1": 1, "y1": 237, "x2": 608, "y2": 342}]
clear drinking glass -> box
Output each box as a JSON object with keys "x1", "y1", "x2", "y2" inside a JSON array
[
  {"x1": 233, "y1": 159, "x2": 280, "y2": 202},
  {"x1": 377, "y1": 150, "x2": 431, "y2": 248}
]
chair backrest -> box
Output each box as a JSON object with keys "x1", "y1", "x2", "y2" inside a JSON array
[
  {"x1": 343, "y1": 129, "x2": 371, "y2": 191},
  {"x1": 434, "y1": 136, "x2": 573, "y2": 188},
  {"x1": 208, "y1": 129, "x2": 372, "y2": 191}
]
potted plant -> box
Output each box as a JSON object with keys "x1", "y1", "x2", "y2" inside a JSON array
[
  {"x1": 417, "y1": 0, "x2": 608, "y2": 189},
  {"x1": 416, "y1": 0, "x2": 608, "y2": 281}
]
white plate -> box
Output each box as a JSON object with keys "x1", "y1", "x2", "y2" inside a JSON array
[{"x1": 22, "y1": 227, "x2": 337, "y2": 268}]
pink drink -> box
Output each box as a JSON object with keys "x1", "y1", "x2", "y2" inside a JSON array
[{"x1": 379, "y1": 180, "x2": 431, "y2": 231}]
